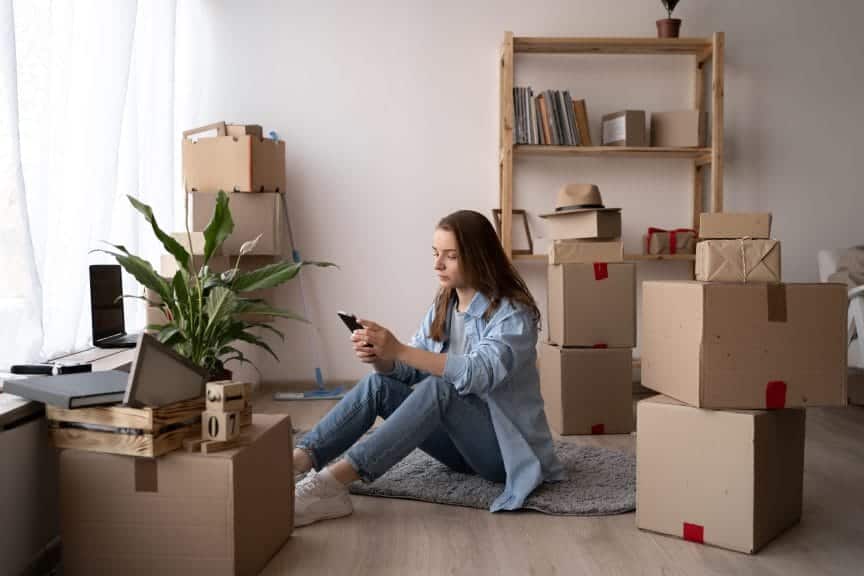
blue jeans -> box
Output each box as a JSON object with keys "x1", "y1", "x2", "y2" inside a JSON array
[{"x1": 296, "y1": 372, "x2": 506, "y2": 483}]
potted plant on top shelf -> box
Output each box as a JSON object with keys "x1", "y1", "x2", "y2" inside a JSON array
[
  {"x1": 97, "y1": 190, "x2": 335, "y2": 381},
  {"x1": 657, "y1": 0, "x2": 682, "y2": 39}
]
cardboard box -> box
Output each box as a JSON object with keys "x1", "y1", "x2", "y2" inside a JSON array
[
  {"x1": 642, "y1": 281, "x2": 848, "y2": 409},
  {"x1": 539, "y1": 343, "x2": 633, "y2": 435},
  {"x1": 696, "y1": 239, "x2": 782, "y2": 283},
  {"x1": 171, "y1": 231, "x2": 221, "y2": 256},
  {"x1": 636, "y1": 395, "x2": 805, "y2": 554},
  {"x1": 190, "y1": 191, "x2": 283, "y2": 255},
  {"x1": 849, "y1": 366, "x2": 864, "y2": 406},
  {"x1": 644, "y1": 228, "x2": 697, "y2": 255},
  {"x1": 0, "y1": 417, "x2": 60, "y2": 576},
  {"x1": 225, "y1": 124, "x2": 263, "y2": 138},
  {"x1": 182, "y1": 135, "x2": 285, "y2": 193},
  {"x1": 601, "y1": 110, "x2": 646, "y2": 146},
  {"x1": 548, "y1": 239, "x2": 624, "y2": 264},
  {"x1": 699, "y1": 212, "x2": 772, "y2": 239},
  {"x1": 650, "y1": 110, "x2": 706, "y2": 148},
  {"x1": 60, "y1": 414, "x2": 293, "y2": 576},
  {"x1": 548, "y1": 262, "x2": 636, "y2": 347},
  {"x1": 540, "y1": 210, "x2": 622, "y2": 241}
]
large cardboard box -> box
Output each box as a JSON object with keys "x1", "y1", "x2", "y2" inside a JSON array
[
  {"x1": 60, "y1": 414, "x2": 293, "y2": 576},
  {"x1": 650, "y1": 110, "x2": 706, "y2": 148},
  {"x1": 190, "y1": 191, "x2": 284, "y2": 255},
  {"x1": 642, "y1": 281, "x2": 847, "y2": 409},
  {"x1": 548, "y1": 262, "x2": 636, "y2": 347},
  {"x1": 548, "y1": 238, "x2": 623, "y2": 264},
  {"x1": 0, "y1": 416, "x2": 59, "y2": 576},
  {"x1": 539, "y1": 344, "x2": 633, "y2": 435},
  {"x1": 696, "y1": 239, "x2": 781, "y2": 283},
  {"x1": 636, "y1": 395, "x2": 805, "y2": 554},
  {"x1": 540, "y1": 210, "x2": 622, "y2": 241},
  {"x1": 849, "y1": 366, "x2": 864, "y2": 406},
  {"x1": 699, "y1": 212, "x2": 772, "y2": 239},
  {"x1": 601, "y1": 110, "x2": 647, "y2": 146},
  {"x1": 183, "y1": 135, "x2": 285, "y2": 193}
]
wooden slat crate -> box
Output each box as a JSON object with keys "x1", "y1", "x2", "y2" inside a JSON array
[{"x1": 46, "y1": 397, "x2": 204, "y2": 458}]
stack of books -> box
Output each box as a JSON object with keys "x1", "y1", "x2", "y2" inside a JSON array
[{"x1": 512, "y1": 87, "x2": 591, "y2": 146}]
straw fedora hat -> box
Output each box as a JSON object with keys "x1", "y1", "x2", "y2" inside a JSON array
[{"x1": 540, "y1": 184, "x2": 620, "y2": 218}]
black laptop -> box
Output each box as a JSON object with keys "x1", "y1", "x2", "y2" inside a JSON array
[{"x1": 89, "y1": 264, "x2": 140, "y2": 348}]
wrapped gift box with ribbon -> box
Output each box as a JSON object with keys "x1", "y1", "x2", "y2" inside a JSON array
[
  {"x1": 644, "y1": 227, "x2": 697, "y2": 255},
  {"x1": 696, "y1": 239, "x2": 781, "y2": 283}
]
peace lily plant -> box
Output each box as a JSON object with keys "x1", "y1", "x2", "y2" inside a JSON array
[{"x1": 97, "y1": 190, "x2": 333, "y2": 379}]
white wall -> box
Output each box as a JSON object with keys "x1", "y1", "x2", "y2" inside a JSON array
[{"x1": 173, "y1": 0, "x2": 864, "y2": 383}]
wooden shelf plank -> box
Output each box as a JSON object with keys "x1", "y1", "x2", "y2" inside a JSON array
[
  {"x1": 514, "y1": 145, "x2": 712, "y2": 160},
  {"x1": 513, "y1": 37, "x2": 713, "y2": 56},
  {"x1": 513, "y1": 253, "x2": 696, "y2": 262}
]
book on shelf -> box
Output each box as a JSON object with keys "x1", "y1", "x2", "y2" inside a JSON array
[{"x1": 514, "y1": 87, "x2": 588, "y2": 147}]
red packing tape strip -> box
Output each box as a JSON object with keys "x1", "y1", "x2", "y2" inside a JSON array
[
  {"x1": 682, "y1": 522, "x2": 704, "y2": 544},
  {"x1": 591, "y1": 424, "x2": 605, "y2": 434},
  {"x1": 592, "y1": 343, "x2": 608, "y2": 349},
  {"x1": 593, "y1": 262, "x2": 608, "y2": 280},
  {"x1": 766, "y1": 381, "x2": 787, "y2": 409}
]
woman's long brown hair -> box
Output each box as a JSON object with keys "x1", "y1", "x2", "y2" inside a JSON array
[{"x1": 429, "y1": 210, "x2": 541, "y2": 341}]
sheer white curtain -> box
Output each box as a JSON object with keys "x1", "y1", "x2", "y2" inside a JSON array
[{"x1": 0, "y1": 0, "x2": 177, "y2": 367}]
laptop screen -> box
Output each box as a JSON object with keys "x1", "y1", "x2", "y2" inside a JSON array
[{"x1": 90, "y1": 264, "x2": 126, "y2": 342}]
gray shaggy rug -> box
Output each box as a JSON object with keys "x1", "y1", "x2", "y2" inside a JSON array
[{"x1": 346, "y1": 440, "x2": 635, "y2": 516}]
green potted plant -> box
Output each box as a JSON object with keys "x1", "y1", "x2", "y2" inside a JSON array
[
  {"x1": 657, "y1": 0, "x2": 682, "y2": 38},
  {"x1": 97, "y1": 190, "x2": 334, "y2": 380}
]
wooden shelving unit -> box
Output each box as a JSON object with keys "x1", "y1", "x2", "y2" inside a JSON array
[{"x1": 497, "y1": 32, "x2": 725, "y2": 259}]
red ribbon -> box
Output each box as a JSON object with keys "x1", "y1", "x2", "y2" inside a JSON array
[{"x1": 646, "y1": 227, "x2": 697, "y2": 255}]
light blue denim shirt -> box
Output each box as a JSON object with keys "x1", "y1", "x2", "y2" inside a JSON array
[{"x1": 386, "y1": 291, "x2": 565, "y2": 512}]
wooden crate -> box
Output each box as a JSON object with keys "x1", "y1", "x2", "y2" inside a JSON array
[{"x1": 46, "y1": 397, "x2": 204, "y2": 458}]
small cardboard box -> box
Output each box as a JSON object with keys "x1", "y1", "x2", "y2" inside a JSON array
[
  {"x1": 190, "y1": 191, "x2": 283, "y2": 255},
  {"x1": 696, "y1": 239, "x2": 782, "y2": 283},
  {"x1": 548, "y1": 262, "x2": 636, "y2": 347},
  {"x1": 642, "y1": 281, "x2": 848, "y2": 409},
  {"x1": 539, "y1": 343, "x2": 633, "y2": 435},
  {"x1": 644, "y1": 228, "x2": 697, "y2": 255},
  {"x1": 636, "y1": 395, "x2": 805, "y2": 554},
  {"x1": 60, "y1": 414, "x2": 293, "y2": 576},
  {"x1": 650, "y1": 110, "x2": 706, "y2": 148},
  {"x1": 601, "y1": 110, "x2": 647, "y2": 146},
  {"x1": 699, "y1": 212, "x2": 772, "y2": 239},
  {"x1": 540, "y1": 210, "x2": 622, "y2": 241},
  {"x1": 548, "y1": 239, "x2": 624, "y2": 264},
  {"x1": 182, "y1": 135, "x2": 285, "y2": 193}
]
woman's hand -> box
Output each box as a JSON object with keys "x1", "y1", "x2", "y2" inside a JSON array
[
  {"x1": 350, "y1": 331, "x2": 378, "y2": 364},
  {"x1": 357, "y1": 319, "x2": 405, "y2": 363}
]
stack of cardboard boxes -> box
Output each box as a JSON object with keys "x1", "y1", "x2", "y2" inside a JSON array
[
  {"x1": 539, "y1": 185, "x2": 635, "y2": 435},
  {"x1": 636, "y1": 212, "x2": 848, "y2": 553}
]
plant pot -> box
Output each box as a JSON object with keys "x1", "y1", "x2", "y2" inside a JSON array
[
  {"x1": 208, "y1": 367, "x2": 233, "y2": 382},
  {"x1": 656, "y1": 18, "x2": 682, "y2": 38}
]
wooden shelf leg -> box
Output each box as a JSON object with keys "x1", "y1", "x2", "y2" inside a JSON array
[{"x1": 710, "y1": 31, "x2": 725, "y2": 212}]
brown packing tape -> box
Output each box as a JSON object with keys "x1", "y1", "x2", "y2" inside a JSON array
[
  {"x1": 766, "y1": 283, "x2": 787, "y2": 323},
  {"x1": 134, "y1": 458, "x2": 158, "y2": 493}
]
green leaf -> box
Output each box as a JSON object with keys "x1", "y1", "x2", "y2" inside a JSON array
[
  {"x1": 204, "y1": 287, "x2": 236, "y2": 336},
  {"x1": 235, "y1": 331, "x2": 280, "y2": 363},
  {"x1": 245, "y1": 322, "x2": 286, "y2": 341},
  {"x1": 233, "y1": 301, "x2": 308, "y2": 322},
  {"x1": 157, "y1": 325, "x2": 183, "y2": 346},
  {"x1": 94, "y1": 249, "x2": 171, "y2": 302},
  {"x1": 232, "y1": 260, "x2": 336, "y2": 292},
  {"x1": 203, "y1": 190, "x2": 234, "y2": 265},
  {"x1": 127, "y1": 195, "x2": 191, "y2": 273}
]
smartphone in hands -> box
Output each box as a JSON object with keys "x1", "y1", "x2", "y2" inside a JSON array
[{"x1": 338, "y1": 311, "x2": 372, "y2": 347}]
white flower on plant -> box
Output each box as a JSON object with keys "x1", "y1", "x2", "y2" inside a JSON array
[{"x1": 239, "y1": 233, "x2": 263, "y2": 257}]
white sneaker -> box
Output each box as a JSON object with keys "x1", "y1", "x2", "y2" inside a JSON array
[
  {"x1": 295, "y1": 469, "x2": 311, "y2": 484},
  {"x1": 294, "y1": 469, "x2": 353, "y2": 527}
]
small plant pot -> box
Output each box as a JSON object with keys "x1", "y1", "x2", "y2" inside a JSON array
[
  {"x1": 656, "y1": 18, "x2": 682, "y2": 38},
  {"x1": 208, "y1": 367, "x2": 233, "y2": 382}
]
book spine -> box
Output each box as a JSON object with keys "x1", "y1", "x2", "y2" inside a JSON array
[
  {"x1": 574, "y1": 99, "x2": 592, "y2": 146},
  {"x1": 563, "y1": 91, "x2": 580, "y2": 145},
  {"x1": 528, "y1": 88, "x2": 537, "y2": 145},
  {"x1": 547, "y1": 90, "x2": 560, "y2": 145},
  {"x1": 555, "y1": 91, "x2": 569, "y2": 145}
]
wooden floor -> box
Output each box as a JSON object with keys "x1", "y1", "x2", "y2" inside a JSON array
[{"x1": 251, "y1": 388, "x2": 864, "y2": 575}]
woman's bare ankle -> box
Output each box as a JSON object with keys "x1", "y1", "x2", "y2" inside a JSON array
[{"x1": 293, "y1": 447, "x2": 314, "y2": 474}]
